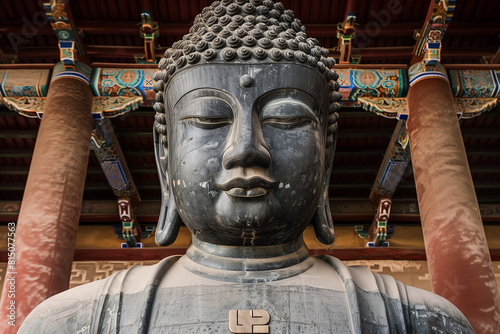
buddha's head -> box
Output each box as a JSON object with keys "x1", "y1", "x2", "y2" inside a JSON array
[{"x1": 153, "y1": 0, "x2": 341, "y2": 247}]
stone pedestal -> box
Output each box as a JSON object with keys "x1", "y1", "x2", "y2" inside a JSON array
[
  {"x1": 0, "y1": 76, "x2": 94, "y2": 333},
  {"x1": 407, "y1": 76, "x2": 500, "y2": 333}
]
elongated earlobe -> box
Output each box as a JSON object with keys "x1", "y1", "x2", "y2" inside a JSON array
[
  {"x1": 312, "y1": 188, "x2": 335, "y2": 244},
  {"x1": 312, "y1": 130, "x2": 337, "y2": 244},
  {"x1": 154, "y1": 130, "x2": 181, "y2": 246},
  {"x1": 155, "y1": 186, "x2": 182, "y2": 246}
]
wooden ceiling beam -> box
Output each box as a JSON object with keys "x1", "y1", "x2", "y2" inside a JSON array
[
  {"x1": 76, "y1": 20, "x2": 190, "y2": 36},
  {"x1": 340, "y1": 47, "x2": 497, "y2": 60},
  {"x1": 0, "y1": 19, "x2": 497, "y2": 39},
  {"x1": 0, "y1": 22, "x2": 53, "y2": 35},
  {"x1": 78, "y1": 21, "x2": 500, "y2": 38},
  {"x1": 7, "y1": 45, "x2": 495, "y2": 62}
]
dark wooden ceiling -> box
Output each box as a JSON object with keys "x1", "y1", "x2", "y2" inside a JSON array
[
  {"x1": 0, "y1": 0, "x2": 499, "y2": 228},
  {"x1": 1, "y1": 0, "x2": 499, "y2": 64}
]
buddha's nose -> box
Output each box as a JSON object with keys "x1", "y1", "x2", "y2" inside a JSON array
[{"x1": 222, "y1": 121, "x2": 271, "y2": 169}]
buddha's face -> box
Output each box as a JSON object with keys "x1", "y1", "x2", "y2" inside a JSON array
[{"x1": 163, "y1": 63, "x2": 330, "y2": 246}]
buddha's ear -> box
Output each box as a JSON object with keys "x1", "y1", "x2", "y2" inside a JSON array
[
  {"x1": 312, "y1": 130, "x2": 336, "y2": 245},
  {"x1": 154, "y1": 129, "x2": 181, "y2": 246}
]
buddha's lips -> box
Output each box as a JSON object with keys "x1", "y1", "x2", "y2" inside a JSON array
[{"x1": 216, "y1": 177, "x2": 279, "y2": 191}]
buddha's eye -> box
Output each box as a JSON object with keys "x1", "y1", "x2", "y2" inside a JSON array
[
  {"x1": 185, "y1": 117, "x2": 232, "y2": 129},
  {"x1": 179, "y1": 97, "x2": 233, "y2": 129},
  {"x1": 261, "y1": 116, "x2": 312, "y2": 129},
  {"x1": 260, "y1": 99, "x2": 317, "y2": 129}
]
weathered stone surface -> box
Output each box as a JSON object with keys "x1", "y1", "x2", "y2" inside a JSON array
[{"x1": 20, "y1": 252, "x2": 472, "y2": 333}]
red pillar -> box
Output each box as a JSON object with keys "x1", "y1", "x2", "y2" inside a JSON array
[
  {"x1": 407, "y1": 76, "x2": 500, "y2": 333},
  {"x1": 0, "y1": 76, "x2": 93, "y2": 332}
]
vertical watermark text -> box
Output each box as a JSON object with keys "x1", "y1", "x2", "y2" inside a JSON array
[{"x1": 6, "y1": 222, "x2": 16, "y2": 327}]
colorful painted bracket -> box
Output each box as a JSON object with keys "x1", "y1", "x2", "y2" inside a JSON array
[
  {"x1": 135, "y1": 10, "x2": 160, "y2": 64},
  {"x1": 358, "y1": 97, "x2": 408, "y2": 120},
  {"x1": 92, "y1": 96, "x2": 143, "y2": 120},
  {"x1": 0, "y1": 96, "x2": 47, "y2": 118},
  {"x1": 355, "y1": 222, "x2": 395, "y2": 247},
  {"x1": 91, "y1": 68, "x2": 157, "y2": 107},
  {"x1": 117, "y1": 197, "x2": 142, "y2": 248},
  {"x1": 368, "y1": 196, "x2": 393, "y2": 247},
  {"x1": 412, "y1": 0, "x2": 456, "y2": 64},
  {"x1": 92, "y1": 114, "x2": 142, "y2": 249},
  {"x1": 336, "y1": 14, "x2": 357, "y2": 65},
  {"x1": 455, "y1": 98, "x2": 499, "y2": 119},
  {"x1": 44, "y1": 0, "x2": 85, "y2": 69},
  {"x1": 0, "y1": 96, "x2": 142, "y2": 119},
  {"x1": 358, "y1": 96, "x2": 498, "y2": 120},
  {"x1": 91, "y1": 118, "x2": 141, "y2": 203},
  {"x1": 0, "y1": 69, "x2": 50, "y2": 98},
  {"x1": 369, "y1": 120, "x2": 410, "y2": 204},
  {"x1": 449, "y1": 69, "x2": 500, "y2": 98},
  {"x1": 366, "y1": 121, "x2": 410, "y2": 248},
  {"x1": 113, "y1": 224, "x2": 155, "y2": 243},
  {"x1": 339, "y1": 68, "x2": 499, "y2": 108},
  {"x1": 337, "y1": 68, "x2": 408, "y2": 105}
]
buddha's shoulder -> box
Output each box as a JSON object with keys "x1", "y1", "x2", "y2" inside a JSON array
[
  {"x1": 319, "y1": 255, "x2": 474, "y2": 333},
  {"x1": 19, "y1": 256, "x2": 181, "y2": 333}
]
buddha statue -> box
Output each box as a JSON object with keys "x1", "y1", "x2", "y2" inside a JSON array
[{"x1": 20, "y1": 1, "x2": 473, "y2": 333}]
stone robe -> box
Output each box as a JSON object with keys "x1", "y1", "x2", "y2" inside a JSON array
[{"x1": 19, "y1": 254, "x2": 473, "y2": 333}]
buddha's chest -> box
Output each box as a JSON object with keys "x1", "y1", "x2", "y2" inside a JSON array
[{"x1": 147, "y1": 283, "x2": 353, "y2": 333}]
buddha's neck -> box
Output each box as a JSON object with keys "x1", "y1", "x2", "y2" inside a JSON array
[{"x1": 182, "y1": 235, "x2": 314, "y2": 283}]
